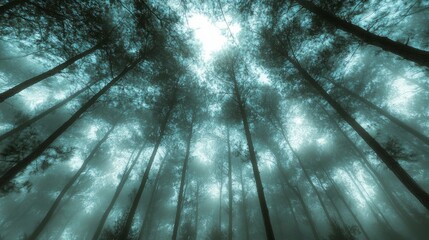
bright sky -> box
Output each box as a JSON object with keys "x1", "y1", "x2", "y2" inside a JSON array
[{"x1": 187, "y1": 13, "x2": 241, "y2": 60}]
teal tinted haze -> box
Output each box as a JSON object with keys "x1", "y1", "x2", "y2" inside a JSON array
[{"x1": 0, "y1": 0, "x2": 428, "y2": 239}]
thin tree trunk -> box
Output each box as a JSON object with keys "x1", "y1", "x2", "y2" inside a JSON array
[
  {"x1": 239, "y1": 163, "x2": 250, "y2": 240},
  {"x1": 227, "y1": 127, "x2": 233, "y2": 240},
  {"x1": 314, "y1": 172, "x2": 352, "y2": 237},
  {"x1": 294, "y1": 0, "x2": 429, "y2": 68},
  {"x1": 138, "y1": 154, "x2": 166, "y2": 240},
  {"x1": 290, "y1": 145, "x2": 335, "y2": 228},
  {"x1": 285, "y1": 54, "x2": 429, "y2": 210},
  {"x1": 343, "y1": 167, "x2": 396, "y2": 233},
  {"x1": 29, "y1": 123, "x2": 116, "y2": 239},
  {"x1": 327, "y1": 79, "x2": 429, "y2": 146},
  {"x1": 291, "y1": 186, "x2": 320, "y2": 240},
  {"x1": 0, "y1": 56, "x2": 143, "y2": 188},
  {"x1": 322, "y1": 169, "x2": 370, "y2": 240},
  {"x1": 0, "y1": 41, "x2": 105, "y2": 103},
  {"x1": 92, "y1": 143, "x2": 146, "y2": 240},
  {"x1": 232, "y1": 72, "x2": 275, "y2": 240},
  {"x1": 218, "y1": 163, "x2": 223, "y2": 230},
  {"x1": 265, "y1": 127, "x2": 317, "y2": 240},
  {"x1": 194, "y1": 182, "x2": 200, "y2": 240},
  {"x1": 0, "y1": 80, "x2": 96, "y2": 143},
  {"x1": 0, "y1": 0, "x2": 28, "y2": 14},
  {"x1": 320, "y1": 104, "x2": 420, "y2": 224},
  {"x1": 119, "y1": 105, "x2": 174, "y2": 240},
  {"x1": 172, "y1": 115, "x2": 194, "y2": 240}
]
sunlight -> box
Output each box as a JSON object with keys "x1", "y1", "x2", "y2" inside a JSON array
[
  {"x1": 20, "y1": 86, "x2": 50, "y2": 111},
  {"x1": 207, "y1": 183, "x2": 220, "y2": 199},
  {"x1": 188, "y1": 14, "x2": 240, "y2": 60},
  {"x1": 292, "y1": 116, "x2": 304, "y2": 125},
  {"x1": 386, "y1": 78, "x2": 417, "y2": 116},
  {"x1": 193, "y1": 138, "x2": 216, "y2": 164}
]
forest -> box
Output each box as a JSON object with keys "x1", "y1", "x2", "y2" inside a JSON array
[{"x1": 0, "y1": 0, "x2": 428, "y2": 239}]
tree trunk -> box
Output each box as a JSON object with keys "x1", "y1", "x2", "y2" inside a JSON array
[
  {"x1": 291, "y1": 186, "x2": 320, "y2": 240},
  {"x1": 328, "y1": 79, "x2": 429, "y2": 146},
  {"x1": 172, "y1": 115, "x2": 194, "y2": 240},
  {"x1": 287, "y1": 142, "x2": 335, "y2": 228},
  {"x1": 119, "y1": 105, "x2": 173, "y2": 240},
  {"x1": 218, "y1": 162, "x2": 223, "y2": 230},
  {"x1": 138, "y1": 153, "x2": 166, "y2": 240},
  {"x1": 92, "y1": 143, "x2": 146, "y2": 240},
  {"x1": 239, "y1": 163, "x2": 250, "y2": 240},
  {"x1": 0, "y1": 56, "x2": 143, "y2": 188},
  {"x1": 227, "y1": 127, "x2": 233, "y2": 240},
  {"x1": 285, "y1": 54, "x2": 429, "y2": 210},
  {"x1": 0, "y1": 0, "x2": 28, "y2": 14},
  {"x1": 314, "y1": 172, "x2": 352, "y2": 237},
  {"x1": 194, "y1": 182, "x2": 200, "y2": 240},
  {"x1": 343, "y1": 167, "x2": 396, "y2": 233},
  {"x1": 29, "y1": 123, "x2": 116, "y2": 239},
  {"x1": 232, "y1": 72, "x2": 275, "y2": 240},
  {"x1": 320, "y1": 104, "x2": 421, "y2": 225},
  {"x1": 294, "y1": 0, "x2": 429, "y2": 68},
  {"x1": 322, "y1": 169, "x2": 370, "y2": 240},
  {"x1": 265, "y1": 127, "x2": 317, "y2": 240},
  {"x1": 0, "y1": 41, "x2": 105, "y2": 103},
  {"x1": 0, "y1": 80, "x2": 96, "y2": 143}
]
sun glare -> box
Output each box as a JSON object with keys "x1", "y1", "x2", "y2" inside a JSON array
[{"x1": 188, "y1": 14, "x2": 240, "y2": 60}]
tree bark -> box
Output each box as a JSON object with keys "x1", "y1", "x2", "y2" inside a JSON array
[
  {"x1": 118, "y1": 105, "x2": 174, "y2": 240},
  {"x1": 172, "y1": 115, "x2": 194, "y2": 240},
  {"x1": 227, "y1": 127, "x2": 233, "y2": 240},
  {"x1": 0, "y1": 41, "x2": 105, "y2": 103},
  {"x1": 0, "y1": 80, "x2": 96, "y2": 143},
  {"x1": 29, "y1": 123, "x2": 116, "y2": 239},
  {"x1": 0, "y1": 56, "x2": 143, "y2": 188},
  {"x1": 294, "y1": 0, "x2": 429, "y2": 68},
  {"x1": 232, "y1": 71, "x2": 275, "y2": 240},
  {"x1": 239, "y1": 163, "x2": 250, "y2": 240},
  {"x1": 92, "y1": 143, "x2": 146, "y2": 240},
  {"x1": 285, "y1": 54, "x2": 429, "y2": 210},
  {"x1": 138, "y1": 153, "x2": 166, "y2": 240},
  {"x1": 328, "y1": 79, "x2": 429, "y2": 146}
]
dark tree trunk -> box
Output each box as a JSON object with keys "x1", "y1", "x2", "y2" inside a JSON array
[
  {"x1": 138, "y1": 154, "x2": 166, "y2": 240},
  {"x1": 232, "y1": 72, "x2": 275, "y2": 240},
  {"x1": 172, "y1": 115, "x2": 194, "y2": 240},
  {"x1": 0, "y1": 81, "x2": 96, "y2": 143},
  {"x1": 92, "y1": 143, "x2": 146, "y2": 240},
  {"x1": 119, "y1": 105, "x2": 174, "y2": 240},
  {"x1": 294, "y1": 0, "x2": 429, "y2": 68},
  {"x1": 285, "y1": 54, "x2": 429, "y2": 210},
  {"x1": 0, "y1": 0, "x2": 28, "y2": 14},
  {"x1": 29, "y1": 123, "x2": 116, "y2": 239},
  {"x1": 0, "y1": 41, "x2": 105, "y2": 103},
  {"x1": 227, "y1": 127, "x2": 233, "y2": 240},
  {"x1": 0, "y1": 56, "x2": 143, "y2": 188},
  {"x1": 328, "y1": 79, "x2": 429, "y2": 146}
]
